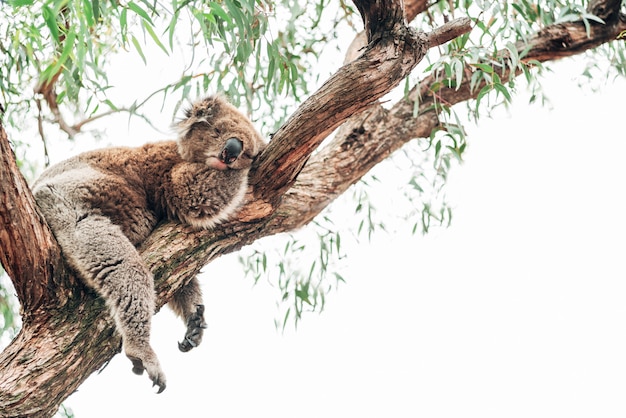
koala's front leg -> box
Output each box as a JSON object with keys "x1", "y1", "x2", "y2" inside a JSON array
[
  {"x1": 169, "y1": 277, "x2": 207, "y2": 352},
  {"x1": 166, "y1": 163, "x2": 249, "y2": 230},
  {"x1": 179, "y1": 304, "x2": 207, "y2": 352}
]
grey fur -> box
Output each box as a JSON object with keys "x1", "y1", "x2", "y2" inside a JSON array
[{"x1": 32, "y1": 95, "x2": 266, "y2": 393}]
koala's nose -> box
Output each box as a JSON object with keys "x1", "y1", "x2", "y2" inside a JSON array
[{"x1": 220, "y1": 138, "x2": 243, "y2": 164}]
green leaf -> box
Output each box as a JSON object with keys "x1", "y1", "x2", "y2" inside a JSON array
[
  {"x1": 494, "y1": 83, "x2": 511, "y2": 102},
  {"x1": 469, "y1": 70, "x2": 482, "y2": 93},
  {"x1": 128, "y1": 1, "x2": 154, "y2": 26},
  {"x1": 168, "y1": 11, "x2": 179, "y2": 51},
  {"x1": 470, "y1": 62, "x2": 494, "y2": 74},
  {"x1": 281, "y1": 308, "x2": 290, "y2": 333},
  {"x1": 131, "y1": 35, "x2": 147, "y2": 64},
  {"x1": 452, "y1": 57, "x2": 464, "y2": 90},
  {"x1": 44, "y1": 31, "x2": 76, "y2": 81},
  {"x1": 82, "y1": 0, "x2": 95, "y2": 27},
  {"x1": 8, "y1": 0, "x2": 34, "y2": 6},
  {"x1": 92, "y1": 0, "x2": 100, "y2": 21},
  {"x1": 209, "y1": 2, "x2": 231, "y2": 24},
  {"x1": 142, "y1": 20, "x2": 168, "y2": 55},
  {"x1": 333, "y1": 272, "x2": 345, "y2": 284},
  {"x1": 42, "y1": 5, "x2": 60, "y2": 45},
  {"x1": 475, "y1": 84, "x2": 491, "y2": 111},
  {"x1": 224, "y1": 0, "x2": 245, "y2": 34},
  {"x1": 295, "y1": 286, "x2": 311, "y2": 305},
  {"x1": 120, "y1": 8, "x2": 128, "y2": 43}
]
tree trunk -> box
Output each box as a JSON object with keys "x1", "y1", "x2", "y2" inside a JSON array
[{"x1": 0, "y1": 0, "x2": 624, "y2": 416}]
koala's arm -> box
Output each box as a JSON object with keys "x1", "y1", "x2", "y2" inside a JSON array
[
  {"x1": 163, "y1": 162, "x2": 250, "y2": 230},
  {"x1": 169, "y1": 277, "x2": 207, "y2": 352},
  {"x1": 161, "y1": 163, "x2": 249, "y2": 351}
]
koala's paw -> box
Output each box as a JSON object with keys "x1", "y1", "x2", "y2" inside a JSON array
[
  {"x1": 126, "y1": 346, "x2": 167, "y2": 393},
  {"x1": 178, "y1": 304, "x2": 207, "y2": 352}
]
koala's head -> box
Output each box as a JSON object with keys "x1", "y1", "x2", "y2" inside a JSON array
[{"x1": 175, "y1": 95, "x2": 266, "y2": 171}]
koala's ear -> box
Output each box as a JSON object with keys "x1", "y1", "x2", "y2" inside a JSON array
[
  {"x1": 174, "y1": 95, "x2": 225, "y2": 139},
  {"x1": 187, "y1": 96, "x2": 224, "y2": 120}
]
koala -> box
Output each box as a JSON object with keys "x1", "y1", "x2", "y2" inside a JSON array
[{"x1": 32, "y1": 95, "x2": 266, "y2": 393}]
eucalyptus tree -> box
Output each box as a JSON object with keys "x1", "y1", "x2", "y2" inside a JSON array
[{"x1": 1, "y1": 0, "x2": 625, "y2": 416}]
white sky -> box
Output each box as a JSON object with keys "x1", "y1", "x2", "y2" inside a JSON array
[{"x1": 51, "y1": 53, "x2": 626, "y2": 418}]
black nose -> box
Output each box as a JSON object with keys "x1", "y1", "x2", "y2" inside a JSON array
[{"x1": 220, "y1": 138, "x2": 243, "y2": 164}]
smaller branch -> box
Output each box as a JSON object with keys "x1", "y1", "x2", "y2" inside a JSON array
[
  {"x1": 34, "y1": 68, "x2": 139, "y2": 138},
  {"x1": 36, "y1": 98, "x2": 51, "y2": 167},
  {"x1": 70, "y1": 108, "x2": 132, "y2": 132},
  {"x1": 35, "y1": 76, "x2": 78, "y2": 138},
  {"x1": 427, "y1": 17, "x2": 472, "y2": 48},
  {"x1": 344, "y1": 17, "x2": 472, "y2": 65}
]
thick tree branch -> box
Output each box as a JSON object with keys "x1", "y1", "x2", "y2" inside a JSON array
[{"x1": 0, "y1": 122, "x2": 67, "y2": 314}]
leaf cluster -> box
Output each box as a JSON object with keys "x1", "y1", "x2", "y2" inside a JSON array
[
  {"x1": 1, "y1": 0, "x2": 358, "y2": 143},
  {"x1": 239, "y1": 216, "x2": 347, "y2": 330}
]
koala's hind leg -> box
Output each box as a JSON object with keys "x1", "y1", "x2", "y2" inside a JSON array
[
  {"x1": 73, "y1": 215, "x2": 166, "y2": 392},
  {"x1": 35, "y1": 186, "x2": 166, "y2": 392},
  {"x1": 168, "y1": 277, "x2": 207, "y2": 352}
]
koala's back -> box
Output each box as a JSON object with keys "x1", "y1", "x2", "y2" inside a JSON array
[{"x1": 33, "y1": 141, "x2": 181, "y2": 245}]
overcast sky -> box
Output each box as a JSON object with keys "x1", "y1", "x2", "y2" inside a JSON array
[{"x1": 47, "y1": 53, "x2": 626, "y2": 418}]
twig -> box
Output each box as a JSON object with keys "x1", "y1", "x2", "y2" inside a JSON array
[
  {"x1": 70, "y1": 108, "x2": 130, "y2": 132},
  {"x1": 426, "y1": 17, "x2": 473, "y2": 48},
  {"x1": 35, "y1": 98, "x2": 50, "y2": 167}
]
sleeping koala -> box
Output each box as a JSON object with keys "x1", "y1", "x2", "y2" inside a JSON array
[{"x1": 32, "y1": 95, "x2": 266, "y2": 393}]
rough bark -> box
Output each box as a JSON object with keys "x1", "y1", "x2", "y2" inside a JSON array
[{"x1": 0, "y1": 0, "x2": 624, "y2": 416}]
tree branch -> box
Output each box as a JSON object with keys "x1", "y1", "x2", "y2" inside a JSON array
[
  {"x1": 428, "y1": 17, "x2": 472, "y2": 48},
  {"x1": 0, "y1": 122, "x2": 66, "y2": 314}
]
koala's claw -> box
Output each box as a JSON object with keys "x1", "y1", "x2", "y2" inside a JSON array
[
  {"x1": 178, "y1": 304, "x2": 207, "y2": 352},
  {"x1": 127, "y1": 349, "x2": 166, "y2": 393},
  {"x1": 130, "y1": 357, "x2": 144, "y2": 376},
  {"x1": 153, "y1": 379, "x2": 166, "y2": 394},
  {"x1": 178, "y1": 336, "x2": 197, "y2": 351}
]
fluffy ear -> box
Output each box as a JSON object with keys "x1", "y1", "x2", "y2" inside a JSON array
[{"x1": 174, "y1": 95, "x2": 226, "y2": 139}]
